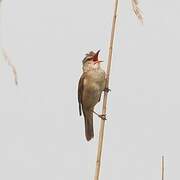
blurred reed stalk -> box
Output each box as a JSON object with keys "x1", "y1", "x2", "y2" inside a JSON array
[
  {"x1": 2, "y1": 49, "x2": 18, "y2": 85},
  {"x1": 0, "y1": 1, "x2": 18, "y2": 85},
  {"x1": 161, "y1": 156, "x2": 164, "y2": 180}
]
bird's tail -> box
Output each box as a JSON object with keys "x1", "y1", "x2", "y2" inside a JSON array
[{"x1": 83, "y1": 108, "x2": 94, "y2": 141}]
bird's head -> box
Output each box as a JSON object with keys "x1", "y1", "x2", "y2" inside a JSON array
[{"x1": 82, "y1": 50, "x2": 103, "y2": 72}]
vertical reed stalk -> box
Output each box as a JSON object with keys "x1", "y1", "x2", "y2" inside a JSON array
[
  {"x1": 94, "y1": 0, "x2": 119, "y2": 180},
  {"x1": 93, "y1": 0, "x2": 143, "y2": 179},
  {"x1": 161, "y1": 156, "x2": 164, "y2": 180}
]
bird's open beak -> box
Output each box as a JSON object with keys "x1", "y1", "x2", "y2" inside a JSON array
[
  {"x1": 93, "y1": 50, "x2": 103, "y2": 64},
  {"x1": 93, "y1": 50, "x2": 100, "y2": 62}
]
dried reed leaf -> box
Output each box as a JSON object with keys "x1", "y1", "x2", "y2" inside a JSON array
[
  {"x1": 131, "y1": 0, "x2": 143, "y2": 23},
  {"x1": 2, "y1": 49, "x2": 18, "y2": 85}
]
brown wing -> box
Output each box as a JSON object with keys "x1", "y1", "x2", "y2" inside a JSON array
[
  {"x1": 78, "y1": 73, "x2": 94, "y2": 141},
  {"x1": 78, "y1": 73, "x2": 86, "y2": 116}
]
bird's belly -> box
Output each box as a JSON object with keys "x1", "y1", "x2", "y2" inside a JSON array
[
  {"x1": 83, "y1": 81, "x2": 105, "y2": 108},
  {"x1": 83, "y1": 88, "x2": 101, "y2": 108},
  {"x1": 82, "y1": 69, "x2": 105, "y2": 108}
]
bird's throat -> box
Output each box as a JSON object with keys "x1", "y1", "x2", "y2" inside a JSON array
[{"x1": 83, "y1": 63, "x2": 100, "y2": 72}]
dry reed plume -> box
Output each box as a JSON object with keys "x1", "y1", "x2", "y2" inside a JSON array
[{"x1": 131, "y1": 0, "x2": 143, "y2": 23}]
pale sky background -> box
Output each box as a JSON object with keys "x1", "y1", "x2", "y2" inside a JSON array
[{"x1": 0, "y1": 0, "x2": 180, "y2": 180}]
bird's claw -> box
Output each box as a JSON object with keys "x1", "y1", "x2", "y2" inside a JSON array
[
  {"x1": 104, "y1": 87, "x2": 111, "y2": 93},
  {"x1": 98, "y1": 114, "x2": 107, "y2": 121},
  {"x1": 93, "y1": 111, "x2": 107, "y2": 120}
]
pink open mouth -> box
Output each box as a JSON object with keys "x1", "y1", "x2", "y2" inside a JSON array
[{"x1": 94, "y1": 60, "x2": 103, "y2": 64}]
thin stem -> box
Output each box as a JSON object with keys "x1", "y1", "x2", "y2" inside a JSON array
[
  {"x1": 94, "y1": 0, "x2": 119, "y2": 180},
  {"x1": 2, "y1": 49, "x2": 18, "y2": 85},
  {"x1": 161, "y1": 156, "x2": 164, "y2": 180}
]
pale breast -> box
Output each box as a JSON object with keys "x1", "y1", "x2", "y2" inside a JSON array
[
  {"x1": 86, "y1": 69, "x2": 106, "y2": 91},
  {"x1": 82, "y1": 69, "x2": 105, "y2": 107}
]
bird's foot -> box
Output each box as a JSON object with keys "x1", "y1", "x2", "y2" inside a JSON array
[
  {"x1": 93, "y1": 111, "x2": 107, "y2": 120},
  {"x1": 98, "y1": 114, "x2": 107, "y2": 120},
  {"x1": 104, "y1": 87, "x2": 111, "y2": 93}
]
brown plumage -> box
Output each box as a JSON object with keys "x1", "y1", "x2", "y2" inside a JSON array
[{"x1": 78, "y1": 50, "x2": 105, "y2": 141}]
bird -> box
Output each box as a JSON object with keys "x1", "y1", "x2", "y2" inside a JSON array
[{"x1": 78, "y1": 50, "x2": 106, "y2": 141}]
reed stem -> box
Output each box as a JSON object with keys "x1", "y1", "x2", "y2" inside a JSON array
[{"x1": 94, "y1": 0, "x2": 119, "y2": 180}]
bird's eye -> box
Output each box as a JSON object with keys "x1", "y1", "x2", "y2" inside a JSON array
[{"x1": 87, "y1": 58, "x2": 92, "y2": 61}]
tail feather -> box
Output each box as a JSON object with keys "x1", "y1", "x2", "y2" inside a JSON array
[{"x1": 83, "y1": 108, "x2": 94, "y2": 141}]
